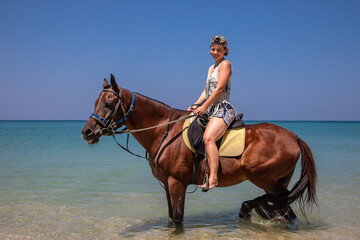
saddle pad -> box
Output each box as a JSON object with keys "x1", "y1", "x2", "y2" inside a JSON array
[{"x1": 182, "y1": 114, "x2": 245, "y2": 157}]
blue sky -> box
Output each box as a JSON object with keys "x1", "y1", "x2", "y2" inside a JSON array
[{"x1": 1, "y1": 0, "x2": 359, "y2": 120}]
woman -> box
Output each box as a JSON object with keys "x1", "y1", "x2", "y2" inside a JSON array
[{"x1": 188, "y1": 35, "x2": 237, "y2": 190}]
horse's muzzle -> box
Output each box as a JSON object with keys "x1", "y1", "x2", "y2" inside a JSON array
[{"x1": 81, "y1": 127, "x2": 100, "y2": 144}]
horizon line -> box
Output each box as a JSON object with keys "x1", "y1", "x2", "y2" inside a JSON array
[{"x1": 1, "y1": 119, "x2": 359, "y2": 122}]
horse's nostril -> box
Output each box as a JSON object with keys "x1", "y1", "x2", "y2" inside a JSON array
[{"x1": 84, "y1": 128, "x2": 93, "y2": 137}]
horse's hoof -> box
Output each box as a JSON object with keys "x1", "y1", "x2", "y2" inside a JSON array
[
  {"x1": 239, "y1": 202, "x2": 252, "y2": 219},
  {"x1": 239, "y1": 211, "x2": 251, "y2": 219},
  {"x1": 172, "y1": 223, "x2": 184, "y2": 235},
  {"x1": 240, "y1": 201, "x2": 252, "y2": 214}
]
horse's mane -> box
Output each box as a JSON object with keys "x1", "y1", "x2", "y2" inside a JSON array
[
  {"x1": 134, "y1": 92, "x2": 183, "y2": 112},
  {"x1": 105, "y1": 86, "x2": 185, "y2": 112},
  {"x1": 105, "y1": 85, "x2": 174, "y2": 109}
]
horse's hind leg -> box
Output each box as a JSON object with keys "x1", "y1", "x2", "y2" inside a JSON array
[
  {"x1": 241, "y1": 175, "x2": 298, "y2": 223},
  {"x1": 239, "y1": 171, "x2": 290, "y2": 219},
  {"x1": 278, "y1": 169, "x2": 294, "y2": 189},
  {"x1": 239, "y1": 193, "x2": 291, "y2": 222},
  {"x1": 276, "y1": 170, "x2": 297, "y2": 222},
  {"x1": 239, "y1": 194, "x2": 275, "y2": 220},
  {"x1": 239, "y1": 172, "x2": 298, "y2": 222}
]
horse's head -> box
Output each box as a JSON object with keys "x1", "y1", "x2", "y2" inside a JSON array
[{"x1": 81, "y1": 74, "x2": 133, "y2": 144}]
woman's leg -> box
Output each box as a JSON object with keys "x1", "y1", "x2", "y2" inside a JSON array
[{"x1": 199, "y1": 117, "x2": 227, "y2": 190}]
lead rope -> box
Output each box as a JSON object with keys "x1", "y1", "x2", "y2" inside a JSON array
[
  {"x1": 110, "y1": 114, "x2": 195, "y2": 135},
  {"x1": 112, "y1": 131, "x2": 148, "y2": 159}
]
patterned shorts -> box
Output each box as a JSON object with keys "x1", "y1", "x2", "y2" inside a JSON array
[{"x1": 208, "y1": 102, "x2": 237, "y2": 127}]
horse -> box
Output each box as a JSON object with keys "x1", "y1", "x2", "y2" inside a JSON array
[{"x1": 81, "y1": 74, "x2": 317, "y2": 226}]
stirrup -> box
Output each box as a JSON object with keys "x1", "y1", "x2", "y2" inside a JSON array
[{"x1": 201, "y1": 172, "x2": 209, "y2": 192}]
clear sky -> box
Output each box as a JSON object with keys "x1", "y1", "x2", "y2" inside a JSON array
[{"x1": 1, "y1": 0, "x2": 359, "y2": 121}]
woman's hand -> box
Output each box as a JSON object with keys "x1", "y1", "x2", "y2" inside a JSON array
[
  {"x1": 188, "y1": 106, "x2": 196, "y2": 111},
  {"x1": 193, "y1": 105, "x2": 207, "y2": 116},
  {"x1": 188, "y1": 103, "x2": 202, "y2": 112}
]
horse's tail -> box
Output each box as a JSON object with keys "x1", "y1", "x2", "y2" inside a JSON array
[{"x1": 287, "y1": 136, "x2": 318, "y2": 220}]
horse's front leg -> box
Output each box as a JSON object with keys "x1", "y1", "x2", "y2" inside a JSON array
[
  {"x1": 165, "y1": 187, "x2": 173, "y2": 221},
  {"x1": 167, "y1": 176, "x2": 186, "y2": 225}
]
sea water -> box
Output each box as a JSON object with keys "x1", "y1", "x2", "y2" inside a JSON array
[{"x1": 0, "y1": 120, "x2": 359, "y2": 239}]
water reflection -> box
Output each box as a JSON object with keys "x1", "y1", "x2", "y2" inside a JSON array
[{"x1": 118, "y1": 209, "x2": 329, "y2": 239}]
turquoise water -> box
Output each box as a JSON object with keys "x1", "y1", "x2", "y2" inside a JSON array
[{"x1": 0, "y1": 121, "x2": 359, "y2": 239}]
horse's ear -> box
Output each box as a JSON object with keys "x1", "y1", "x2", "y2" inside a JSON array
[
  {"x1": 103, "y1": 78, "x2": 109, "y2": 88},
  {"x1": 110, "y1": 74, "x2": 119, "y2": 94}
]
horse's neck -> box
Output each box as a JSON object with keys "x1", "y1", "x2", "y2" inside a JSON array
[{"x1": 124, "y1": 92, "x2": 178, "y2": 154}]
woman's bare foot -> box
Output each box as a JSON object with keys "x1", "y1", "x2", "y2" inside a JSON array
[
  {"x1": 199, "y1": 178, "x2": 218, "y2": 190},
  {"x1": 208, "y1": 180, "x2": 218, "y2": 190}
]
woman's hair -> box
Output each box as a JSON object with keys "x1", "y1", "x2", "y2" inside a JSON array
[{"x1": 210, "y1": 35, "x2": 229, "y2": 56}]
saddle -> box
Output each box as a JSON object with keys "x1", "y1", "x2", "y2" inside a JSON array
[{"x1": 183, "y1": 113, "x2": 245, "y2": 157}]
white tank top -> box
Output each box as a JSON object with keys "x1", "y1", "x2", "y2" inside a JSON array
[{"x1": 205, "y1": 61, "x2": 232, "y2": 107}]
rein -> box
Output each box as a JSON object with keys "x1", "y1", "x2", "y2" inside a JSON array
[{"x1": 105, "y1": 114, "x2": 195, "y2": 135}]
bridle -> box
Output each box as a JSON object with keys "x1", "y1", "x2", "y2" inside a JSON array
[{"x1": 90, "y1": 88, "x2": 135, "y2": 136}]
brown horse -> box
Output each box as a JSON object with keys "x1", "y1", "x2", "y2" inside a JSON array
[{"x1": 82, "y1": 75, "x2": 317, "y2": 225}]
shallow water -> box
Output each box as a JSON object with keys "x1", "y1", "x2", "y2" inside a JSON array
[{"x1": 0, "y1": 121, "x2": 359, "y2": 239}]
